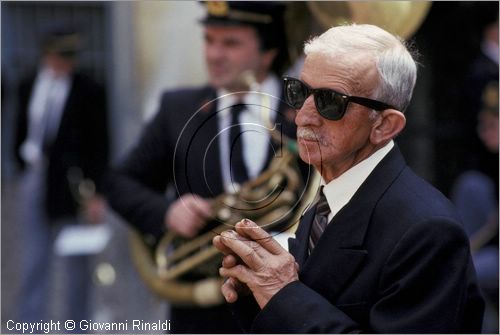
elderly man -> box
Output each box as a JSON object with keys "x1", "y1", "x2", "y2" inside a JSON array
[{"x1": 213, "y1": 24, "x2": 484, "y2": 333}]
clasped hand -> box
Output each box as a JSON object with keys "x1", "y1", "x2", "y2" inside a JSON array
[{"x1": 212, "y1": 219, "x2": 299, "y2": 309}]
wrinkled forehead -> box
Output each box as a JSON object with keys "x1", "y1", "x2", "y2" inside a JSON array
[{"x1": 302, "y1": 51, "x2": 379, "y2": 96}]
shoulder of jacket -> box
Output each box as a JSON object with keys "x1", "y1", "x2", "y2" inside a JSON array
[{"x1": 160, "y1": 85, "x2": 215, "y2": 103}]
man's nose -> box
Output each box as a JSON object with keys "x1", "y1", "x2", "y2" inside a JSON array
[
  {"x1": 295, "y1": 96, "x2": 322, "y2": 127},
  {"x1": 206, "y1": 43, "x2": 224, "y2": 61}
]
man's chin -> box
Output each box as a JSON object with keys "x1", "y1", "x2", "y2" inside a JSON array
[
  {"x1": 209, "y1": 75, "x2": 234, "y2": 90},
  {"x1": 210, "y1": 75, "x2": 253, "y2": 92},
  {"x1": 298, "y1": 146, "x2": 321, "y2": 167}
]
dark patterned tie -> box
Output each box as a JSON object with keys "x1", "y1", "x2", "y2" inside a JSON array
[
  {"x1": 308, "y1": 187, "x2": 330, "y2": 253},
  {"x1": 229, "y1": 103, "x2": 249, "y2": 184}
]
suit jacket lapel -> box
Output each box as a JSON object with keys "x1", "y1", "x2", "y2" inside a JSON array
[
  {"x1": 289, "y1": 146, "x2": 407, "y2": 301},
  {"x1": 288, "y1": 207, "x2": 315, "y2": 266},
  {"x1": 179, "y1": 87, "x2": 225, "y2": 197}
]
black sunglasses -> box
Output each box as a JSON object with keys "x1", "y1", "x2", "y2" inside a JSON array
[{"x1": 283, "y1": 77, "x2": 396, "y2": 121}]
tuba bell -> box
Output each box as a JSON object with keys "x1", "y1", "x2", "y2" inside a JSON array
[{"x1": 285, "y1": 1, "x2": 431, "y2": 63}]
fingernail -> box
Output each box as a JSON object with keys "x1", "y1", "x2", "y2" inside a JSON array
[
  {"x1": 221, "y1": 230, "x2": 232, "y2": 238},
  {"x1": 238, "y1": 218, "x2": 249, "y2": 227}
]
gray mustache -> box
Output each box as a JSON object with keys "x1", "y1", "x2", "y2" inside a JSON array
[{"x1": 297, "y1": 128, "x2": 319, "y2": 141}]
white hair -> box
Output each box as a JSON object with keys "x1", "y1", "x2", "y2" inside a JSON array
[{"x1": 304, "y1": 24, "x2": 418, "y2": 112}]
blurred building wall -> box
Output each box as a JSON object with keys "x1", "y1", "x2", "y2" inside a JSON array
[
  {"x1": 107, "y1": 1, "x2": 207, "y2": 160},
  {"x1": 134, "y1": 1, "x2": 206, "y2": 121}
]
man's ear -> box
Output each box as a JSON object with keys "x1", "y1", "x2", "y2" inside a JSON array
[{"x1": 370, "y1": 109, "x2": 406, "y2": 145}]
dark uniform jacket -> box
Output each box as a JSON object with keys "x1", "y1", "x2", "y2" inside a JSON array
[{"x1": 107, "y1": 85, "x2": 300, "y2": 333}]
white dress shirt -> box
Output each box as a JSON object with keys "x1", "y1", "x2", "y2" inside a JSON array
[
  {"x1": 216, "y1": 74, "x2": 281, "y2": 192},
  {"x1": 322, "y1": 141, "x2": 395, "y2": 222},
  {"x1": 20, "y1": 66, "x2": 71, "y2": 165}
]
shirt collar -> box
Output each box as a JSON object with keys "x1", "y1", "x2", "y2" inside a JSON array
[{"x1": 322, "y1": 140, "x2": 394, "y2": 218}]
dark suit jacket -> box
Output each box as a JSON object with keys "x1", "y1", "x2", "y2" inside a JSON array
[
  {"x1": 233, "y1": 145, "x2": 484, "y2": 333},
  {"x1": 107, "y1": 85, "x2": 299, "y2": 241},
  {"x1": 15, "y1": 71, "x2": 109, "y2": 220}
]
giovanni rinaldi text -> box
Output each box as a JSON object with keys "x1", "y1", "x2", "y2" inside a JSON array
[{"x1": 6, "y1": 319, "x2": 172, "y2": 333}]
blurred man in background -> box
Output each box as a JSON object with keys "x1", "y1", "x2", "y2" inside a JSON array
[
  {"x1": 14, "y1": 24, "x2": 109, "y2": 326},
  {"x1": 451, "y1": 15, "x2": 499, "y2": 333},
  {"x1": 452, "y1": 80, "x2": 499, "y2": 333},
  {"x1": 106, "y1": 2, "x2": 301, "y2": 333}
]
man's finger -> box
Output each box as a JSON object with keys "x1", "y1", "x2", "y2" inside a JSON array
[
  {"x1": 219, "y1": 232, "x2": 266, "y2": 270},
  {"x1": 221, "y1": 277, "x2": 239, "y2": 303},
  {"x1": 219, "y1": 264, "x2": 253, "y2": 284},
  {"x1": 222, "y1": 254, "x2": 239, "y2": 268},
  {"x1": 213, "y1": 235, "x2": 237, "y2": 255},
  {"x1": 235, "y1": 219, "x2": 286, "y2": 255}
]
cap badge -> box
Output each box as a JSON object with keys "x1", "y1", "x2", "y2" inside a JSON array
[{"x1": 206, "y1": 1, "x2": 229, "y2": 17}]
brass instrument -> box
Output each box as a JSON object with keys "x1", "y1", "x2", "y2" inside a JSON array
[
  {"x1": 129, "y1": 1, "x2": 431, "y2": 307},
  {"x1": 129, "y1": 64, "x2": 319, "y2": 306},
  {"x1": 130, "y1": 133, "x2": 314, "y2": 306}
]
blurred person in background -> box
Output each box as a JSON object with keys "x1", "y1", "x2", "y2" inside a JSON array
[
  {"x1": 14, "y1": 24, "x2": 109, "y2": 327},
  {"x1": 451, "y1": 15, "x2": 499, "y2": 333},
  {"x1": 451, "y1": 80, "x2": 499, "y2": 333},
  {"x1": 106, "y1": 2, "x2": 300, "y2": 333},
  {"x1": 459, "y1": 15, "x2": 498, "y2": 184}
]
